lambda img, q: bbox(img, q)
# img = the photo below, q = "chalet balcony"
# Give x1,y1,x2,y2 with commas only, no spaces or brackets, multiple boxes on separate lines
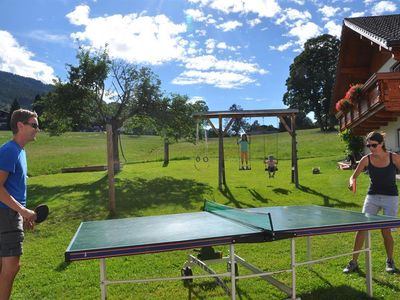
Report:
336,72,400,136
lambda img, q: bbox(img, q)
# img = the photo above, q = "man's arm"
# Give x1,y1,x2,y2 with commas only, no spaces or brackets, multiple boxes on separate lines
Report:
0,170,35,221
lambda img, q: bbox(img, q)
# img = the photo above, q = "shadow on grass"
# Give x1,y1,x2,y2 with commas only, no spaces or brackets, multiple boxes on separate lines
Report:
298,184,360,208
272,188,291,195
248,188,270,204
186,280,252,300
220,184,257,208
29,175,213,219
299,284,378,300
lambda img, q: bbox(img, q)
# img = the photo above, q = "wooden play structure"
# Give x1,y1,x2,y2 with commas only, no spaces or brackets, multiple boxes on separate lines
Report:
193,109,299,189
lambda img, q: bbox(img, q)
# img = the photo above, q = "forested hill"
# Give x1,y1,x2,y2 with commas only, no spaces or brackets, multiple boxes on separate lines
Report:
0,71,53,110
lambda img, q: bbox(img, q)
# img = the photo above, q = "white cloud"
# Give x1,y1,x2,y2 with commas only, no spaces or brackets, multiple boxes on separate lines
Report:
196,0,281,18
189,95,206,104
324,21,342,38
183,55,266,74
216,42,236,51
173,55,267,88
289,0,305,4
67,5,188,65
0,30,55,84
172,70,255,88
196,29,207,36
318,5,340,19
288,21,321,47
349,12,365,17
216,20,243,31
371,1,397,15
269,41,293,51
205,38,216,53
184,9,207,22
66,5,90,25
276,8,311,25
364,0,375,4
247,18,261,27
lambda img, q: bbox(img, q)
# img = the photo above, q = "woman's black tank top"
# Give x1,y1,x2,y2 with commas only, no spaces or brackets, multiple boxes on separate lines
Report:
367,152,398,196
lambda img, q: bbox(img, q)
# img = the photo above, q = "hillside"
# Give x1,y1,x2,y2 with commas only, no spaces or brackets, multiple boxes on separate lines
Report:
0,70,53,109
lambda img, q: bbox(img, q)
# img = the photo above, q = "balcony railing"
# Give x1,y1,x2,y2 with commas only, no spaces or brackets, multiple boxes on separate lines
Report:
336,72,400,134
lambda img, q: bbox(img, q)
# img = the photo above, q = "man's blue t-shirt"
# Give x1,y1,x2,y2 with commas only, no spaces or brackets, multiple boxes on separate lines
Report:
0,140,27,208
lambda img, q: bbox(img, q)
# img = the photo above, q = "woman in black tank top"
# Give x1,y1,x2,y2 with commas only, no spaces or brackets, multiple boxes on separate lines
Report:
343,131,400,274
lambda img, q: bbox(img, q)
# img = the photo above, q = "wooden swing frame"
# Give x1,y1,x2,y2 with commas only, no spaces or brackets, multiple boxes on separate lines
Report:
193,109,299,189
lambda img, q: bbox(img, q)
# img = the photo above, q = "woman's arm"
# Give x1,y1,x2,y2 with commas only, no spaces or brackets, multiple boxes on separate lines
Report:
392,152,400,170
349,155,368,189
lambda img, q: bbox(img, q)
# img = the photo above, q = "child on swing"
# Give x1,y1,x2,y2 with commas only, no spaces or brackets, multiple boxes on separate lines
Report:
237,133,250,170
265,155,278,178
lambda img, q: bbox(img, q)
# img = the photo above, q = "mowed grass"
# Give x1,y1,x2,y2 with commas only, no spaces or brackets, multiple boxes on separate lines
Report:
2,128,400,299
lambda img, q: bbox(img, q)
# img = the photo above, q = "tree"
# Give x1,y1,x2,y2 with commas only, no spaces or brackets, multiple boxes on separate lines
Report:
283,34,340,131
226,104,250,136
154,94,208,165
7,98,20,129
40,47,162,169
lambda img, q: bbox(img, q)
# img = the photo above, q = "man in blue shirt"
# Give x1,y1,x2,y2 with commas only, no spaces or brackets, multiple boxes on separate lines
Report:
0,109,39,300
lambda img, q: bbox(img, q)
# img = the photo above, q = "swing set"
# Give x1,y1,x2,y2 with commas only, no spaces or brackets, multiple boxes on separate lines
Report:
193,109,299,189
194,122,209,171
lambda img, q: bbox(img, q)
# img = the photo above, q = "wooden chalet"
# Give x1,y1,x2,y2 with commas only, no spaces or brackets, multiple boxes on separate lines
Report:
332,14,400,150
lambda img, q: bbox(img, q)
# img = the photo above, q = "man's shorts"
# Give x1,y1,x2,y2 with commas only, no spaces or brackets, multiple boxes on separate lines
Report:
0,208,24,257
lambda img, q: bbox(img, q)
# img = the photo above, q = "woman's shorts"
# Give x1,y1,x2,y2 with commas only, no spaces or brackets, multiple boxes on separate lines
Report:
0,208,24,257
363,194,398,231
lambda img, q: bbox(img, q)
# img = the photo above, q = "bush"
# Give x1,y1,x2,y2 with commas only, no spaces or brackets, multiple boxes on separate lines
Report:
339,129,364,165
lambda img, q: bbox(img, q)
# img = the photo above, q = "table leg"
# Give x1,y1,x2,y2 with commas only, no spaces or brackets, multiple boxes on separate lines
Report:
230,244,236,300
100,258,107,300
291,238,296,300
365,230,373,297
307,236,312,269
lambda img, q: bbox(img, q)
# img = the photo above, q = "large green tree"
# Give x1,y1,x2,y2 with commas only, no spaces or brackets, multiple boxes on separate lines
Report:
40,48,162,168
226,104,250,136
156,94,208,164
283,34,340,131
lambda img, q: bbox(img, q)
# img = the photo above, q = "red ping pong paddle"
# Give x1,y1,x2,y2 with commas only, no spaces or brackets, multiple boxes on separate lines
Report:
35,204,49,223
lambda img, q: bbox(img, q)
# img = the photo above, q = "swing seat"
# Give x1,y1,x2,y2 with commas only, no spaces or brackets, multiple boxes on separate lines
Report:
265,166,277,172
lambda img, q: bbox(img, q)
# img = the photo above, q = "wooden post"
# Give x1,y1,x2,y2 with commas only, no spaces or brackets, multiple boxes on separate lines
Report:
218,116,225,188
106,124,116,213
291,115,299,188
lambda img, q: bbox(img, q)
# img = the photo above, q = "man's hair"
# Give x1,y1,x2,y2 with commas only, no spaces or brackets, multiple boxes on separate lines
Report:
10,109,38,134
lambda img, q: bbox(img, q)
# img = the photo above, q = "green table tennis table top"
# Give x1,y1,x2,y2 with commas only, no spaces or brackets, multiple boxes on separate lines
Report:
65,204,400,262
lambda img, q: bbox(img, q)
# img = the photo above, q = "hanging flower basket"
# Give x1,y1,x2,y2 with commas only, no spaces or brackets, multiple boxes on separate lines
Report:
335,83,363,113
336,98,353,112
345,84,363,102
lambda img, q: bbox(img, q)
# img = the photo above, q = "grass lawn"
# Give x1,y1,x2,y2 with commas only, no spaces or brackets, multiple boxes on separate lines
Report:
3,128,400,299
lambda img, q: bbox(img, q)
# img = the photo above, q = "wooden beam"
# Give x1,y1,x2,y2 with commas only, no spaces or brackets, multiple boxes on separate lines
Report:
223,118,235,135
206,119,218,136
278,116,292,136
340,67,369,75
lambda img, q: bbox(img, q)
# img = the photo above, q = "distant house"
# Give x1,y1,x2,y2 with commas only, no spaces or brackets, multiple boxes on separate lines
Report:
0,110,9,130
332,14,400,151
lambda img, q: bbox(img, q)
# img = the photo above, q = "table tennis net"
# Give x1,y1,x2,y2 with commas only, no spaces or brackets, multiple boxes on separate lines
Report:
204,200,273,232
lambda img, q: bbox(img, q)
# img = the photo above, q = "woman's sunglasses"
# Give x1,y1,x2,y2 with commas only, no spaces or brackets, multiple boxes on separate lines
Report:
366,143,379,148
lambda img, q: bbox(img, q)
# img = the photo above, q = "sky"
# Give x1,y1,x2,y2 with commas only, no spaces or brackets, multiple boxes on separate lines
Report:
0,0,399,120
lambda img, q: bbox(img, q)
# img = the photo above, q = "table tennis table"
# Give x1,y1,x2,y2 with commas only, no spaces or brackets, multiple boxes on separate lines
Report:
65,200,400,299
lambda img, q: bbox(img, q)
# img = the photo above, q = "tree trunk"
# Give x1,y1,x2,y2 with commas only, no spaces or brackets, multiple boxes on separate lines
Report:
111,122,121,172
163,141,169,166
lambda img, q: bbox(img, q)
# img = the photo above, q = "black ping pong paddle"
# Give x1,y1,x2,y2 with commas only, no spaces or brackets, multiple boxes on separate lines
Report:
34,204,49,224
